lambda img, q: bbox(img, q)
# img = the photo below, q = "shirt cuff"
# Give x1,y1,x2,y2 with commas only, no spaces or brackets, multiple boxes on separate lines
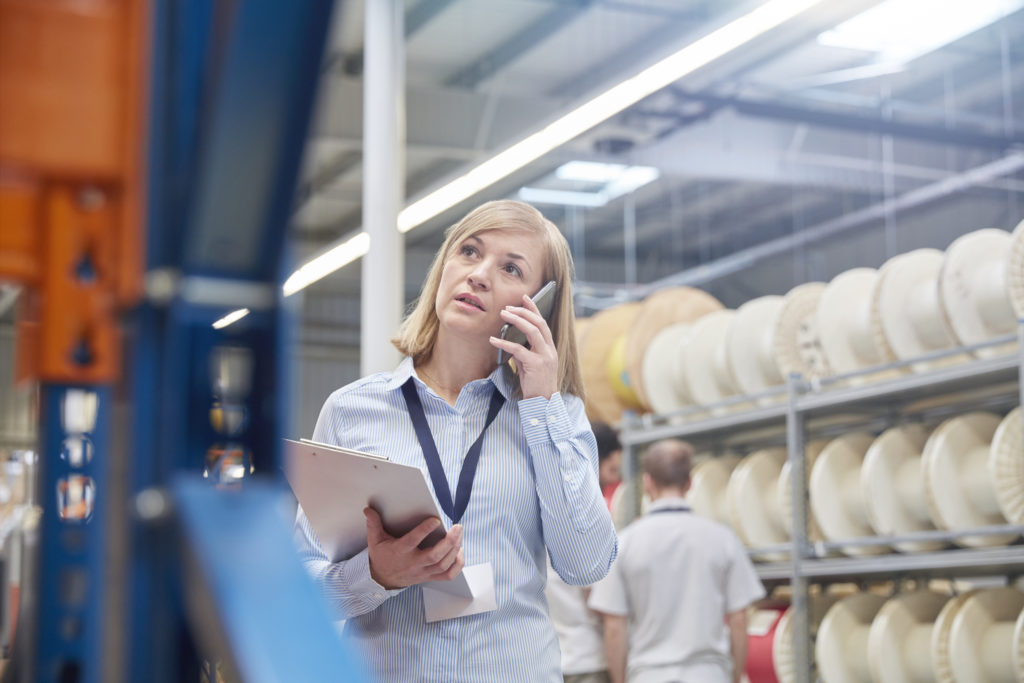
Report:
519,392,571,443
343,548,405,608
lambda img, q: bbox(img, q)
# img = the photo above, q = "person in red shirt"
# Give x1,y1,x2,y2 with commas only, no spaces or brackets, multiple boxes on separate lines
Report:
593,423,622,511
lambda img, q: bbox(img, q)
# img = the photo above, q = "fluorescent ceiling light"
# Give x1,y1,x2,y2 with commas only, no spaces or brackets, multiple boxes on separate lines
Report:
518,188,609,207
520,162,660,207
212,308,250,329
397,0,825,233
286,0,825,288
818,0,1024,64
556,161,629,183
282,231,370,296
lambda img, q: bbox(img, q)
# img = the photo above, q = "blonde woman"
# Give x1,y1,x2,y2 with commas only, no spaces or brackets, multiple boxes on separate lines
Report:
295,200,618,682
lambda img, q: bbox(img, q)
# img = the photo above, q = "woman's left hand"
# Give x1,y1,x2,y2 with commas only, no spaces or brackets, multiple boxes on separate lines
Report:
490,293,558,400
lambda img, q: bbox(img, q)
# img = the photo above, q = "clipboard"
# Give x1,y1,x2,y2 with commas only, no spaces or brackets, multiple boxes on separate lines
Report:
283,438,497,619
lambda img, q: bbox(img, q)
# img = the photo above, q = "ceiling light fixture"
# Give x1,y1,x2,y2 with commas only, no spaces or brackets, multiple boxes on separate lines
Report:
818,0,1024,64
397,0,825,233
519,161,660,207
212,308,250,329
282,231,371,297
282,0,827,296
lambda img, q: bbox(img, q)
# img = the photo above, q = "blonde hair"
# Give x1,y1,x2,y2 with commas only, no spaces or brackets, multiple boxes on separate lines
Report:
392,200,585,399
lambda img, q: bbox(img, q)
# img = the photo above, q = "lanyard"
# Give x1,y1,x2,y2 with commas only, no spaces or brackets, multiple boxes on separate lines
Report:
650,506,691,514
401,378,505,524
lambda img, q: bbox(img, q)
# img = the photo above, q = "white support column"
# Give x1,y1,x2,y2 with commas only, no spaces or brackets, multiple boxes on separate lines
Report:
361,0,405,375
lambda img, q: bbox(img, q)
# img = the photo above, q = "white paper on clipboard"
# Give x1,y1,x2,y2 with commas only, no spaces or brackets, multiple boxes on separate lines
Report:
283,438,497,621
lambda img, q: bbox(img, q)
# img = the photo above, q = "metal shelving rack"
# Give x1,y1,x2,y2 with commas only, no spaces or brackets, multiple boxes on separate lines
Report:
618,324,1024,683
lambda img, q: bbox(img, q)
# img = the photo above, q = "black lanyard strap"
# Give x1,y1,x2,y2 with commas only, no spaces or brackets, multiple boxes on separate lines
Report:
401,378,505,524
650,506,691,514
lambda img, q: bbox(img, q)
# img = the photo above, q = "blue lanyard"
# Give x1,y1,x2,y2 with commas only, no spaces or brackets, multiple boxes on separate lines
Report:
650,506,691,514
401,378,505,524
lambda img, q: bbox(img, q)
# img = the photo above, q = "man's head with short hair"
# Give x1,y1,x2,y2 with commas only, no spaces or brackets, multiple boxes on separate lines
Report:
592,422,622,490
642,439,694,498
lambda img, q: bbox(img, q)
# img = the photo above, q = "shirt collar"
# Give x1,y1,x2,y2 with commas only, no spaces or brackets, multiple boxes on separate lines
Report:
648,496,691,513
384,356,516,402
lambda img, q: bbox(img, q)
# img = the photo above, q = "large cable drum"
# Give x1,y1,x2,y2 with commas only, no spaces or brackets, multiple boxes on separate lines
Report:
816,593,887,683
773,282,832,381
1009,218,1024,318
624,287,723,412
817,268,902,384
579,302,642,424
860,423,943,552
726,296,785,402
641,321,697,415
683,310,743,412
922,412,1018,547
809,433,889,556
866,589,950,683
777,440,829,545
688,454,741,528
939,228,1017,358
990,407,1024,525
872,248,968,371
945,587,1024,683
726,448,788,560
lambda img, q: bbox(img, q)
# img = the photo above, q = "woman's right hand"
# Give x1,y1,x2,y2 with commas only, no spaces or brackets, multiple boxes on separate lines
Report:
364,507,465,589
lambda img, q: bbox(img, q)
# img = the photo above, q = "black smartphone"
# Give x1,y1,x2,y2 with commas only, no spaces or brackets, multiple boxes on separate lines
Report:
497,280,558,365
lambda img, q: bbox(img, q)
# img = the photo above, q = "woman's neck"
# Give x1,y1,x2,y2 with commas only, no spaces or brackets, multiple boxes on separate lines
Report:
417,332,498,405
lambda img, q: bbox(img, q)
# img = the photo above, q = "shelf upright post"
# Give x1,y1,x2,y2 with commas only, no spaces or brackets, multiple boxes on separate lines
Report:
785,371,812,683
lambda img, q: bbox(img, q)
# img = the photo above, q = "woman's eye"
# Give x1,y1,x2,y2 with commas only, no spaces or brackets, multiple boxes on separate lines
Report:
460,245,477,257
503,263,522,277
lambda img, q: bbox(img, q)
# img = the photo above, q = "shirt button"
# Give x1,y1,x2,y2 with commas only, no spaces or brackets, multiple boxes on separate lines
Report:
374,592,384,599
563,475,571,482
530,418,540,426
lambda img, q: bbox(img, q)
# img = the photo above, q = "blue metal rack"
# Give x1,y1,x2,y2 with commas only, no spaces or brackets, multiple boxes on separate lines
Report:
21,1,369,681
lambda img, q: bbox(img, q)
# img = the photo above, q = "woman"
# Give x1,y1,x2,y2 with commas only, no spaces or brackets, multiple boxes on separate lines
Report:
294,200,618,682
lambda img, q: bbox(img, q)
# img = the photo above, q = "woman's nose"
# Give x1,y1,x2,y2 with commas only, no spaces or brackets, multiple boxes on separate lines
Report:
467,263,492,289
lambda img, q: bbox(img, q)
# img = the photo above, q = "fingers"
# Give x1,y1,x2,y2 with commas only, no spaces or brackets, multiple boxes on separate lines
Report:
400,516,445,550
498,306,550,350
364,507,389,545
423,533,462,575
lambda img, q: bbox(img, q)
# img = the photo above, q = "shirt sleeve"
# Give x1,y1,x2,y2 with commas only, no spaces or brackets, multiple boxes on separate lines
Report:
519,392,618,586
586,546,629,617
724,532,766,613
291,392,406,618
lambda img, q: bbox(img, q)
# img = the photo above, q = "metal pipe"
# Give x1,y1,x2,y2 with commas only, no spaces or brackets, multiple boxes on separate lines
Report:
361,0,405,375
578,152,1024,301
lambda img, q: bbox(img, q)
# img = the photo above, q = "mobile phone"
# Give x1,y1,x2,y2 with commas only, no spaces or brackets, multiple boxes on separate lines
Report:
497,280,558,365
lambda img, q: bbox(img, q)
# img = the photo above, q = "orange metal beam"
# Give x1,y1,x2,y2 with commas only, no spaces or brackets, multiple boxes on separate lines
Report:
0,0,148,383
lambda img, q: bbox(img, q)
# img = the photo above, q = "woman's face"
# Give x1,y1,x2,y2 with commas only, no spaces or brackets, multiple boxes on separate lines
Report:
435,228,547,344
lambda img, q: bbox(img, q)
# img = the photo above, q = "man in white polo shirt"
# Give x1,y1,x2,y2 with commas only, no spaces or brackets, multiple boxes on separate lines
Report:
588,439,764,683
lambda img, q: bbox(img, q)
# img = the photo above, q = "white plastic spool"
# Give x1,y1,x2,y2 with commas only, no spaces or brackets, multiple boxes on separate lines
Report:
948,587,1024,683
861,424,943,552
873,249,968,372
1008,218,1024,318
816,593,887,683
931,590,978,683
866,589,950,683
688,455,741,528
773,592,843,683
773,282,832,381
777,440,829,544
990,407,1024,525
682,310,742,411
1014,607,1024,683
810,433,889,556
726,296,785,402
817,268,902,384
922,412,1018,548
939,228,1017,358
641,321,696,415
726,448,788,560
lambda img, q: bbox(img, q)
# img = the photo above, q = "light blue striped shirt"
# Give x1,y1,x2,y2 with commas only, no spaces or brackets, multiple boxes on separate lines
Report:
294,357,618,682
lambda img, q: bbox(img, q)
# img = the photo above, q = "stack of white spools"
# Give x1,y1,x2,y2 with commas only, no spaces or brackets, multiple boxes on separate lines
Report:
678,407,1024,556
813,586,1024,683
577,220,1024,420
